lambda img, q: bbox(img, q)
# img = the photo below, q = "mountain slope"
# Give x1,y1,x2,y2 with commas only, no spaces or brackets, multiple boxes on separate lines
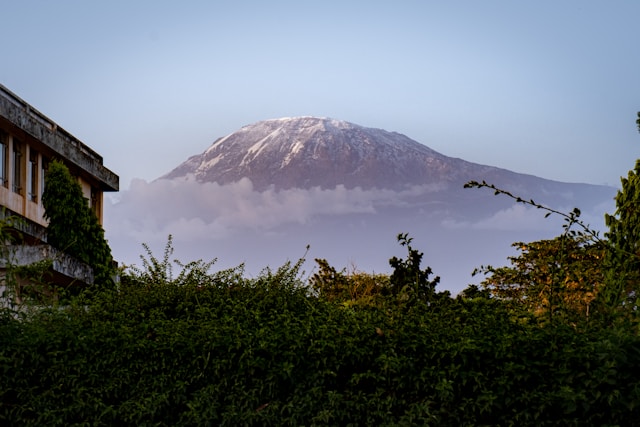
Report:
163,116,526,191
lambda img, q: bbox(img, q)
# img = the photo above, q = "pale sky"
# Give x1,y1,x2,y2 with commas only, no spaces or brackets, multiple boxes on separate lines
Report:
2,1,639,190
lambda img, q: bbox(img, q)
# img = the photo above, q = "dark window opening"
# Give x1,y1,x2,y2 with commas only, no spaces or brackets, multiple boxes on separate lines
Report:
40,156,49,202
12,140,22,194
28,149,38,202
90,186,99,216
0,132,7,188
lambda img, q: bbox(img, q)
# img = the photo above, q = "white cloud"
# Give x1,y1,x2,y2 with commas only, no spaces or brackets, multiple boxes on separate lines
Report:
102,177,615,291
105,176,445,246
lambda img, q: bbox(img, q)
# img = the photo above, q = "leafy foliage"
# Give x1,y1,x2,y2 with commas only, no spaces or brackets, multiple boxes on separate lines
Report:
467,111,640,323
474,235,605,323
389,233,443,301
603,159,640,313
41,160,115,287
310,258,390,305
1,243,638,425
311,233,444,306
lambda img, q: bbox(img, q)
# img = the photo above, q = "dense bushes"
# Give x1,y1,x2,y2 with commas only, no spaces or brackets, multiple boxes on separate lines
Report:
1,246,639,425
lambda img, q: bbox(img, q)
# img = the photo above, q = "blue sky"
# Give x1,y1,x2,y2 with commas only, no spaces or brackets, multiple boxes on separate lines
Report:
2,1,639,190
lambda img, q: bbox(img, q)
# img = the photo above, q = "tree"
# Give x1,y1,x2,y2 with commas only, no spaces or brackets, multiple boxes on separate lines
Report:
388,233,441,300
598,113,640,315
41,160,114,288
464,180,608,322
475,235,605,322
309,258,390,304
602,159,640,312
310,258,350,302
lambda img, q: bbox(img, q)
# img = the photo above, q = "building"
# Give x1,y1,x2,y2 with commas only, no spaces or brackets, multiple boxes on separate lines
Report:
0,84,118,300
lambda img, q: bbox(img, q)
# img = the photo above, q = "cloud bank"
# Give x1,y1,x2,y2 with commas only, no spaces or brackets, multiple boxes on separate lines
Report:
106,176,613,246
105,176,445,244
103,176,615,293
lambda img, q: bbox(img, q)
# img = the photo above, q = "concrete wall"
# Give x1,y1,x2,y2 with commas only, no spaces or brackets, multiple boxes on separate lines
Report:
0,244,95,285
0,85,118,192
0,85,118,227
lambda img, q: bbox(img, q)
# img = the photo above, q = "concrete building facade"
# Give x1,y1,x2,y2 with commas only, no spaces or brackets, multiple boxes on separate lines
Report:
0,84,118,295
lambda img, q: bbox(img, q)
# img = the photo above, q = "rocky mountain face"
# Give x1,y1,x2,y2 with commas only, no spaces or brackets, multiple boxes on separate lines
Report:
163,117,517,191
162,116,613,208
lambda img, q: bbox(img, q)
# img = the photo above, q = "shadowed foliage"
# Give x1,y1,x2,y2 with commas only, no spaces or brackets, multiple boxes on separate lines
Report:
41,160,115,288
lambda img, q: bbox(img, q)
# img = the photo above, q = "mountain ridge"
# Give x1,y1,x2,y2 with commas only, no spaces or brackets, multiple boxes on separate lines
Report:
162,116,565,192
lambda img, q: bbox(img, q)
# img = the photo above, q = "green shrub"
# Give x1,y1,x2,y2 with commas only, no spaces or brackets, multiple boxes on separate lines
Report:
1,254,638,425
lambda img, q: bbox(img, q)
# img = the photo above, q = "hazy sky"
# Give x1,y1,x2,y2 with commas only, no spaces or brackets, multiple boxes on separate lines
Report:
2,1,639,190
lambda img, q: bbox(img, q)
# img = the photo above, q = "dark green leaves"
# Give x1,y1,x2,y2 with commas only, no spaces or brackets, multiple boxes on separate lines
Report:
41,160,114,288
2,267,638,426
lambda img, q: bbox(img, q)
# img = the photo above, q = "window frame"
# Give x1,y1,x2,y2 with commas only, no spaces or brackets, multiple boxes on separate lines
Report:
0,131,7,188
27,148,38,202
12,138,22,195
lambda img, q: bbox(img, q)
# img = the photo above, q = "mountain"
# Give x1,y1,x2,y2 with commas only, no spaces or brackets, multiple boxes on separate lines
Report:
162,116,613,212
108,117,617,294
163,117,519,191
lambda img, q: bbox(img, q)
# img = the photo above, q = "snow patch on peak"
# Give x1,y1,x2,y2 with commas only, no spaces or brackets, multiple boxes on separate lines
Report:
269,116,330,123
205,135,230,154
272,116,318,122
281,139,306,167
241,129,282,166
198,153,225,172
261,116,350,131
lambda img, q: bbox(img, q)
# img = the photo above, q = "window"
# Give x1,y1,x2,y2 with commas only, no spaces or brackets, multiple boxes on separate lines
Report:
90,186,100,216
28,149,38,202
12,139,22,194
0,131,6,187
40,156,49,202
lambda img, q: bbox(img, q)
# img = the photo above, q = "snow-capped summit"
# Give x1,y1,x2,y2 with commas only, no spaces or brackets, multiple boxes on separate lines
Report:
162,116,509,190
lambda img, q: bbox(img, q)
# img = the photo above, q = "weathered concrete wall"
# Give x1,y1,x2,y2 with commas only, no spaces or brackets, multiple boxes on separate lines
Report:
0,244,94,286
0,84,118,192
0,207,48,242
